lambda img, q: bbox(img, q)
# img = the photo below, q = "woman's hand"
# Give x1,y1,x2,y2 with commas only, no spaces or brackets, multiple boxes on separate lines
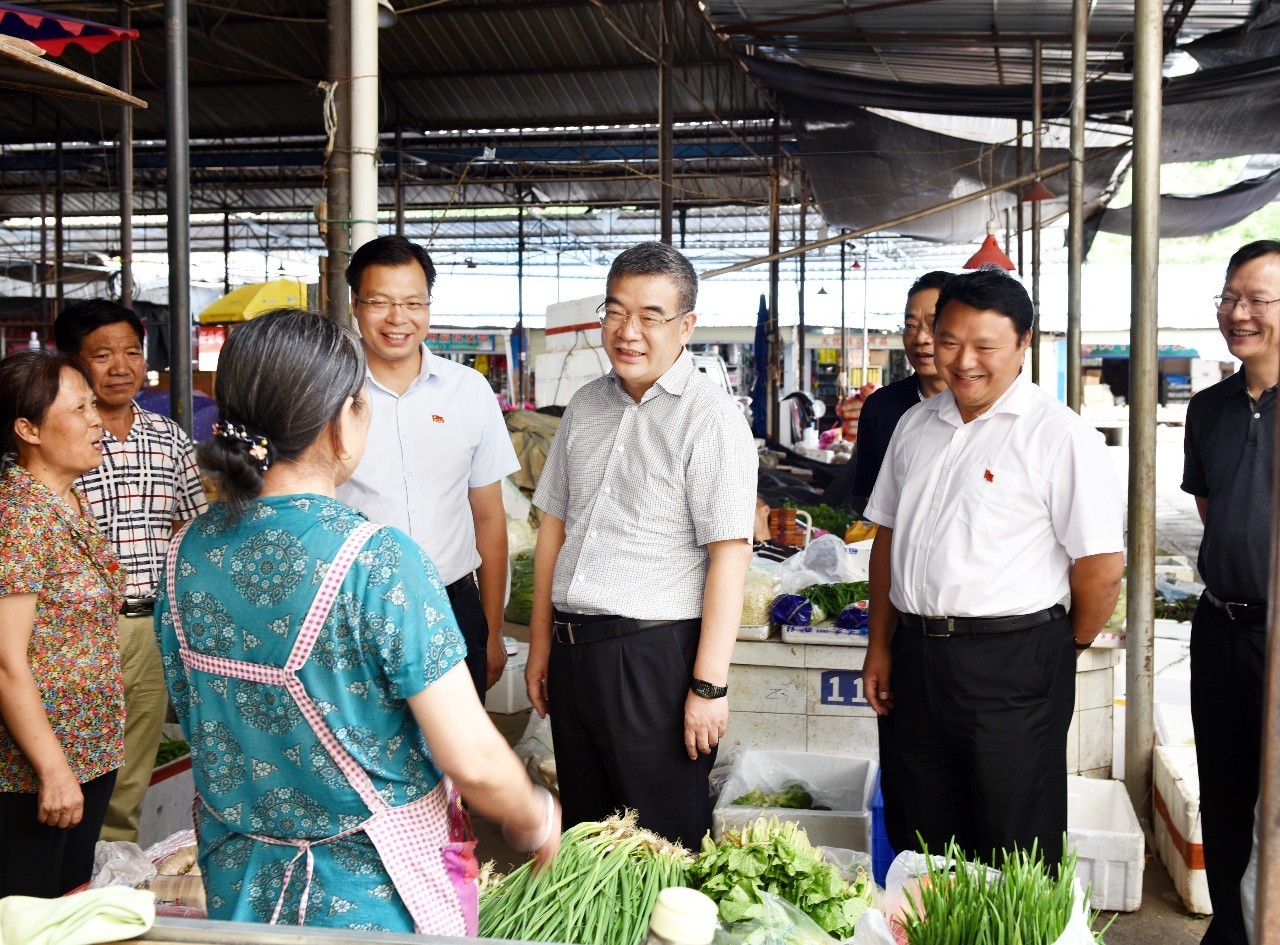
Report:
37,764,84,828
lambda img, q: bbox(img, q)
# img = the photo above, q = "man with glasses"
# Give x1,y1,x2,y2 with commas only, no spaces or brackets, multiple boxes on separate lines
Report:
337,235,519,703
526,242,757,848
1182,239,1280,945
848,271,952,516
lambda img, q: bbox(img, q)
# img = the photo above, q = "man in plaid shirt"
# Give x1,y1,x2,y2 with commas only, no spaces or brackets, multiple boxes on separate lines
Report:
55,300,207,843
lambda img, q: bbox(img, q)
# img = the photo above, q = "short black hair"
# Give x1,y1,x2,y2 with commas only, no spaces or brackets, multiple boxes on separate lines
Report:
607,242,699,315
346,236,437,295
907,270,953,300
934,269,1034,337
54,298,145,354
1225,240,1280,280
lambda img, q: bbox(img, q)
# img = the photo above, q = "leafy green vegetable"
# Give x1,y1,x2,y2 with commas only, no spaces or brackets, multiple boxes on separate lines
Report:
479,812,691,945
504,551,535,625
689,816,873,941
1154,593,1199,622
154,738,189,767
793,504,854,538
731,784,829,810
799,582,870,618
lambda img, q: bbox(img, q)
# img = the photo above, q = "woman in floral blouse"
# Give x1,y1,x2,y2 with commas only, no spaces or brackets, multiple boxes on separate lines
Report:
0,350,125,898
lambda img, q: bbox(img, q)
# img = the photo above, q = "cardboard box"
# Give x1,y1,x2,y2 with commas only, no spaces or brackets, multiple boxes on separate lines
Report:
1067,776,1145,912
1154,745,1211,914
488,641,532,714
713,749,875,853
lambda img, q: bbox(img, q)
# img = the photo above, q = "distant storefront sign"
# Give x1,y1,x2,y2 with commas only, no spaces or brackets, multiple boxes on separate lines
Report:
427,332,497,353
1081,343,1201,359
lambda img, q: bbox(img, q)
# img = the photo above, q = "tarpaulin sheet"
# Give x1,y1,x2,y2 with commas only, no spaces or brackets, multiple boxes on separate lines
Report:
1093,164,1280,239
0,2,137,56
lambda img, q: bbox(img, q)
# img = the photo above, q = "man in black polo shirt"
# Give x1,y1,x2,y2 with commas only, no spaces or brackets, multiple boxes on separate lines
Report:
849,271,952,513
1181,239,1280,945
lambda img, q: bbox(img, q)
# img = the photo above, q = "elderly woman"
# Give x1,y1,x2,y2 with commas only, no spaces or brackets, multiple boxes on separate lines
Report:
0,350,125,898
157,309,559,935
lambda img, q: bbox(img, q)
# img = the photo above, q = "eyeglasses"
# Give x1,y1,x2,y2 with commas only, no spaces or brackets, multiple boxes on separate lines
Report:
1214,295,1280,317
901,319,931,337
355,296,431,315
595,303,686,333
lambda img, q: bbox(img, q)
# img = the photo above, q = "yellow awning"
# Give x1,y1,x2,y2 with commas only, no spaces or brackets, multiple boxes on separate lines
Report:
198,280,307,324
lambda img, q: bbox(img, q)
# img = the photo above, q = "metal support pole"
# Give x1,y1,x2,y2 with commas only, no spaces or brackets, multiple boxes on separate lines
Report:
1016,120,1025,275
118,0,134,307
324,0,351,324
1030,39,1043,385
1067,0,1087,413
395,123,406,236
517,205,526,406
798,189,807,393
839,238,847,395
1258,347,1280,943
54,125,64,319
861,250,870,380
768,118,782,443
658,0,674,244
1125,0,1161,830
165,0,192,436
222,213,231,296
349,0,379,252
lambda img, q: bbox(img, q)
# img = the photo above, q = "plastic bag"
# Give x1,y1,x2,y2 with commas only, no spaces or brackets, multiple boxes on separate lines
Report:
742,564,781,626
713,890,840,945
90,840,157,889
779,535,862,595
513,710,558,796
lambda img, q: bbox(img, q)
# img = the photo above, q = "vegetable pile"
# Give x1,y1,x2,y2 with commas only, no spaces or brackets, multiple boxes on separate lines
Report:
731,784,829,811
154,738,190,767
899,840,1098,945
689,816,873,941
793,504,854,540
505,551,535,625
798,582,869,618
478,813,691,945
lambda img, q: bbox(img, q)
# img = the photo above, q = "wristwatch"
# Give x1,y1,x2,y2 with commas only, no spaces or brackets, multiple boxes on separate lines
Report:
690,678,728,699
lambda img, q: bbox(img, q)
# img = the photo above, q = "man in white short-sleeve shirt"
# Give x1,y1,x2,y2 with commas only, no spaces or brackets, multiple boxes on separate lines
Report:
337,235,520,702
862,268,1124,866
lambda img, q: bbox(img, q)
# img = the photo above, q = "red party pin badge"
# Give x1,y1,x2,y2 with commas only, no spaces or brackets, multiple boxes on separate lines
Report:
983,469,994,483
432,414,445,424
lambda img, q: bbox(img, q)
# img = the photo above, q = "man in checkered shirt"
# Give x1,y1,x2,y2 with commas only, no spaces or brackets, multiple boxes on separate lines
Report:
55,300,207,843
527,243,758,848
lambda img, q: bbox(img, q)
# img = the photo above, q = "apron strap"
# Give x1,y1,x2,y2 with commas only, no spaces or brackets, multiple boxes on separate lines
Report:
165,519,197,654
285,522,380,671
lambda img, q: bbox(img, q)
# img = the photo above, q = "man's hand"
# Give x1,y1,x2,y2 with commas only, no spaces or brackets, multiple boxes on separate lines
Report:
525,644,550,718
485,631,508,690
38,765,84,828
862,642,893,716
684,691,728,760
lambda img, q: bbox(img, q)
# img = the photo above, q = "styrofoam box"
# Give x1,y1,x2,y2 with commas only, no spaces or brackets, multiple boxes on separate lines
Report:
488,641,532,714
713,749,875,853
545,294,605,351
1154,745,1212,914
1066,776,1144,912
780,623,869,647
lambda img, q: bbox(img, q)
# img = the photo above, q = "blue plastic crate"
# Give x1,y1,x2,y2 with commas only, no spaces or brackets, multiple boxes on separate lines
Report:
870,769,896,887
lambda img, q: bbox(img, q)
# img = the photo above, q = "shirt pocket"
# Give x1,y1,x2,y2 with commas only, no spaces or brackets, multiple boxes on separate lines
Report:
954,463,1031,532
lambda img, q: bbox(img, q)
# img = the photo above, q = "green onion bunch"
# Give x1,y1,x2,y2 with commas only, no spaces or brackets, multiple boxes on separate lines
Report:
900,840,1090,945
478,812,692,945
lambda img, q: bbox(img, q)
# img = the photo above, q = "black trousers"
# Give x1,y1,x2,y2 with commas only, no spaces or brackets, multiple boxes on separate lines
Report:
0,768,117,898
547,616,714,850
1190,597,1266,945
889,614,1076,867
446,573,489,705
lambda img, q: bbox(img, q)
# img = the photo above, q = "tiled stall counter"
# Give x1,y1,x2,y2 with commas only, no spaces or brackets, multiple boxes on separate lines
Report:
724,638,1121,777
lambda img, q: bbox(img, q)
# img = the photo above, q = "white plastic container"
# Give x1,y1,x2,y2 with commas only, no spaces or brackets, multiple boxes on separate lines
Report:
644,887,718,945
1154,745,1211,914
487,641,532,714
713,749,875,853
1066,775,1145,912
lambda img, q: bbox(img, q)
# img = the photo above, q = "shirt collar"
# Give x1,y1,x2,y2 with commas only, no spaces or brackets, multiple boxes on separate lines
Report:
933,369,1032,426
607,348,695,402
102,401,144,445
365,343,434,395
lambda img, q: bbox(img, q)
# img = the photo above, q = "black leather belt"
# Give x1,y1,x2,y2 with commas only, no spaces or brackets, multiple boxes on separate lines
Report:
551,613,698,645
1204,589,1267,623
120,597,155,618
900,604,1067,638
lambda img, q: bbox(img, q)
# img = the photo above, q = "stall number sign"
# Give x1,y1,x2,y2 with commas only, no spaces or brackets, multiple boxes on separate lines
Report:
820,670,869,707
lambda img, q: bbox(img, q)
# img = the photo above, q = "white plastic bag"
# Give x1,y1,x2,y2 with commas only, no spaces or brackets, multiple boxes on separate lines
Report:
779,535,862,596
89,840,156,889
513,710,558,796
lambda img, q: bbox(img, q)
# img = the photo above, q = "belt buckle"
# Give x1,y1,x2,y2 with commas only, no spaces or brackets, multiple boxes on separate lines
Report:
553,620,576,644
923,615,955,638
1226,601,1248,621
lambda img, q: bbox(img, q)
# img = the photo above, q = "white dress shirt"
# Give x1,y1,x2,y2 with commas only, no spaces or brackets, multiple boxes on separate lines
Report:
533,351,758,619
865,372,1124,618
338,346,520,585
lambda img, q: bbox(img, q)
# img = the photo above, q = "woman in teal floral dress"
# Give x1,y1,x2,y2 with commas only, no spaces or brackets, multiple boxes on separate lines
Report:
0,351,125,898
157,310,558,935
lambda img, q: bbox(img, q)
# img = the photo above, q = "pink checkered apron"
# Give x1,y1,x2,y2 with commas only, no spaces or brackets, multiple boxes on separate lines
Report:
166,520,479,935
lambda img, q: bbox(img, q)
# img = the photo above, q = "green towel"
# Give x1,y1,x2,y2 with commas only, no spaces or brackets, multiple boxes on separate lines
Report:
0,887,154,945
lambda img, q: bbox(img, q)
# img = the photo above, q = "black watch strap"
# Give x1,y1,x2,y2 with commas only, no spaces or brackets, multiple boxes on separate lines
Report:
690,677,728,699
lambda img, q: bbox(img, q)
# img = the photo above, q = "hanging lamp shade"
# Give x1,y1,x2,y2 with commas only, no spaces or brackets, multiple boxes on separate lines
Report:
1021,177,1056,202
963,224,1016,271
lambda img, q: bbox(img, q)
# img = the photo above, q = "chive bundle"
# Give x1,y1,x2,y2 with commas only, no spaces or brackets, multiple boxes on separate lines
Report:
478,812,692,945
900,840,1098,945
